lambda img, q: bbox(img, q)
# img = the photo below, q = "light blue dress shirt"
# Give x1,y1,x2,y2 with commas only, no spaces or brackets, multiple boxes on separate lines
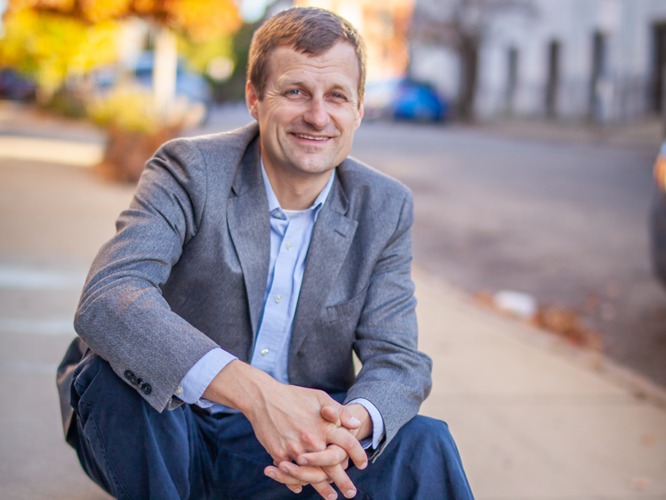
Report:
176,162,385,450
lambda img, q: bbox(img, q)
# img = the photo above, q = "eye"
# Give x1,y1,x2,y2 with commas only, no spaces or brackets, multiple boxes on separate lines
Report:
286,89,301,96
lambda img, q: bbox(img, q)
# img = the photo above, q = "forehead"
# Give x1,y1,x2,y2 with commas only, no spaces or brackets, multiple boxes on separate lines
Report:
267,42,360,91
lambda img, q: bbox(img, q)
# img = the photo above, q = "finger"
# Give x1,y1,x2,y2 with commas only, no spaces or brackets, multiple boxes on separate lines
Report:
277,461,330,484
265,466,308,486
339,406,361,430
311,479,338,500
322,463,357,499
321,405,342,426
298,444,347,467
327,427,368,470
286,484,303,494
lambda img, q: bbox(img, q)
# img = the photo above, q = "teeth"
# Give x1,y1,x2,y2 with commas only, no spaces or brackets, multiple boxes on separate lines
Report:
295,134,328,141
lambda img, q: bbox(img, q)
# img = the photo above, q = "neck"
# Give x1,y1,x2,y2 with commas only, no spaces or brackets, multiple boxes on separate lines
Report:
262,159,333,211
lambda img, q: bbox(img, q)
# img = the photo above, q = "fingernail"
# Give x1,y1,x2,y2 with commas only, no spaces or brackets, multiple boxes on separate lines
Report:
327,494,337,500
345,490,356,498
297,456,308,465
266,471,275,479
280,466,290,474
360,461,367,470
350,417,361,426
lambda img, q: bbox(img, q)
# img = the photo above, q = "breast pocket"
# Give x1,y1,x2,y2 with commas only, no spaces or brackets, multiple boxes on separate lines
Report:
325,287,369,324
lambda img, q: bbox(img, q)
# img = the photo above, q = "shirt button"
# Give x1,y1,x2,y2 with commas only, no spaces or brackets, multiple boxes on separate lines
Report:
261,348,269,356
275,295,282,303
286,242,293,249
175,386,183,395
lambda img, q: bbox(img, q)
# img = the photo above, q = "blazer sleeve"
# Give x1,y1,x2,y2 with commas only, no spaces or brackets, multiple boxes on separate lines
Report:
74,138,220,412
343,190,433,459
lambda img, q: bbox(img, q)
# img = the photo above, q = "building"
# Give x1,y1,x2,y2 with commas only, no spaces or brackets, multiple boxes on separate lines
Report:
294,0,414,82
410,0,666,123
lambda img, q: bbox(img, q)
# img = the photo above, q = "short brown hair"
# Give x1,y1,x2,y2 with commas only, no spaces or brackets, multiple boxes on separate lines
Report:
247,7,367,104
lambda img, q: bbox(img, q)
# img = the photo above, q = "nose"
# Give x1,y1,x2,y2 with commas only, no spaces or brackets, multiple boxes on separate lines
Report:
303,96,330,130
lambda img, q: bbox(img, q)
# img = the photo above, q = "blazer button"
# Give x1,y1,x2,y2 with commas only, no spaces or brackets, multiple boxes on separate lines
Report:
141,383,152,395
124,370,137,384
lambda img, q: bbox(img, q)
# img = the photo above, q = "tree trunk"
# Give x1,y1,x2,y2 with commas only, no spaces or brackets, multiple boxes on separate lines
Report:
153,24,177,118
457,35,479,122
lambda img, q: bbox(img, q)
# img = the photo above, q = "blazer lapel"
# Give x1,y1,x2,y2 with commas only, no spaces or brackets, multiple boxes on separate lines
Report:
289,175,358,360
227,137,270,343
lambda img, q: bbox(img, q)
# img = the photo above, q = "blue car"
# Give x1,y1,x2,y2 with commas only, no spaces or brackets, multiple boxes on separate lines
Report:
364,79,448,122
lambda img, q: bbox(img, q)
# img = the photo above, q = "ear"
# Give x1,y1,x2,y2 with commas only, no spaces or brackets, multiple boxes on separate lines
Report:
246,81,260,121
355,98,364,130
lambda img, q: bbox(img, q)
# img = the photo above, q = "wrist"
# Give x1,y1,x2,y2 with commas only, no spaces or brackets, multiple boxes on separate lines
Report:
202,360,276,416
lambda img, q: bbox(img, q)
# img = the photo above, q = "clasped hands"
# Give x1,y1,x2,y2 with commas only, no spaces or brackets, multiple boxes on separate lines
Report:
263,400,370,499
203,361,370,500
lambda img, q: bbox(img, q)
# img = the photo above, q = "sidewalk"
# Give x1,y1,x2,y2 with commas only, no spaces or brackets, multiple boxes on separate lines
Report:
415,272,666,499
0,110,665,499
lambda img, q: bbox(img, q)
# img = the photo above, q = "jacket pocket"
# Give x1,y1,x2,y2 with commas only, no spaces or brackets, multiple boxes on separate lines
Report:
325,287,369,323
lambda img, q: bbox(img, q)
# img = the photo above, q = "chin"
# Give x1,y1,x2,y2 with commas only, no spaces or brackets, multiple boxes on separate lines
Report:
290,156,339,175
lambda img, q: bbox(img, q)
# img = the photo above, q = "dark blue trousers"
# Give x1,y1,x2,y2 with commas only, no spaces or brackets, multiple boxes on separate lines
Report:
67,353,474,500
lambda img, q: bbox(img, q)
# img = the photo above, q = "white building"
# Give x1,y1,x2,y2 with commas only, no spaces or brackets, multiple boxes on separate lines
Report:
410,0,666,122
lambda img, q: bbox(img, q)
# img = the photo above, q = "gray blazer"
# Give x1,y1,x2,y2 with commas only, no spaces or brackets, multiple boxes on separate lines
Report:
57,122,432,456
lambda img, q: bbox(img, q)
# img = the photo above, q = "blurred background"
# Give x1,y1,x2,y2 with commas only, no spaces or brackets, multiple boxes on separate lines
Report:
0,0,665,499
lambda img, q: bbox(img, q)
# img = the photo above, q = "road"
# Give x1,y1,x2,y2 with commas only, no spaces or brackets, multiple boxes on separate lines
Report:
349,120,665,388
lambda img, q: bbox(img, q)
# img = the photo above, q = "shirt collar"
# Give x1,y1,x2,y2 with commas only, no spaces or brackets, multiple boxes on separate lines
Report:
260,158,335,220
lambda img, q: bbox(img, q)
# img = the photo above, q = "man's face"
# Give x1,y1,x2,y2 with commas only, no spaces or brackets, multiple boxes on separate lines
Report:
246,42,364,179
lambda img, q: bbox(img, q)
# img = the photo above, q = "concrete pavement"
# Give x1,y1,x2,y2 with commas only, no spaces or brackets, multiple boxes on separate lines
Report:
0,109,665,499
415,273,666,499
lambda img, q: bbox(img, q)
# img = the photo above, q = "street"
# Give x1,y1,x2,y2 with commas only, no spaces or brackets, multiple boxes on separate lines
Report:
348,120,665,387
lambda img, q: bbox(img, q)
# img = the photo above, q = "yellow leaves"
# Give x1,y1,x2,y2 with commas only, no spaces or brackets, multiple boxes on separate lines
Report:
6,0,242,41
87,85,205,134
132,0,160,15
78,0,133,23
0,7,120,95
164,0,242,42
88,87,159,134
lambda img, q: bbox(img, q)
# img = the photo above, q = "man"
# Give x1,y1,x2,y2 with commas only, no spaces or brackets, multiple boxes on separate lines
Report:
57,7,474,500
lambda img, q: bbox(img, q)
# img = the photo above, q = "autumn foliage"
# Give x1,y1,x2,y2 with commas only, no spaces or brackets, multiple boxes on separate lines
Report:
6,0,242,41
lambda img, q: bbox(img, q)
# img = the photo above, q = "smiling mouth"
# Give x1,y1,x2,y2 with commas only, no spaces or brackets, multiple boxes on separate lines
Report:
292,133,331,142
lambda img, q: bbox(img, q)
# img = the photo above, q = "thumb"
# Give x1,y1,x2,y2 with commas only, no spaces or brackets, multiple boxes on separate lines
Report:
339,405,361,430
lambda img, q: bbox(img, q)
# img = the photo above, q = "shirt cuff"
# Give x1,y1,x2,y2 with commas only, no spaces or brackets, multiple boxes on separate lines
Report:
347,398,385,450
176,347,237,408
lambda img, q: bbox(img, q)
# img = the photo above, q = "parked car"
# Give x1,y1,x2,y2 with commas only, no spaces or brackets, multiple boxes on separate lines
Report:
364,78,449,122
0,69,37,101
650,139,666,286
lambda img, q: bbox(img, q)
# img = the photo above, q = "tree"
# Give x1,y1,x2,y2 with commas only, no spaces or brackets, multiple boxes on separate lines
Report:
3,0,242,114
411,0,536,122
0,8,120,102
